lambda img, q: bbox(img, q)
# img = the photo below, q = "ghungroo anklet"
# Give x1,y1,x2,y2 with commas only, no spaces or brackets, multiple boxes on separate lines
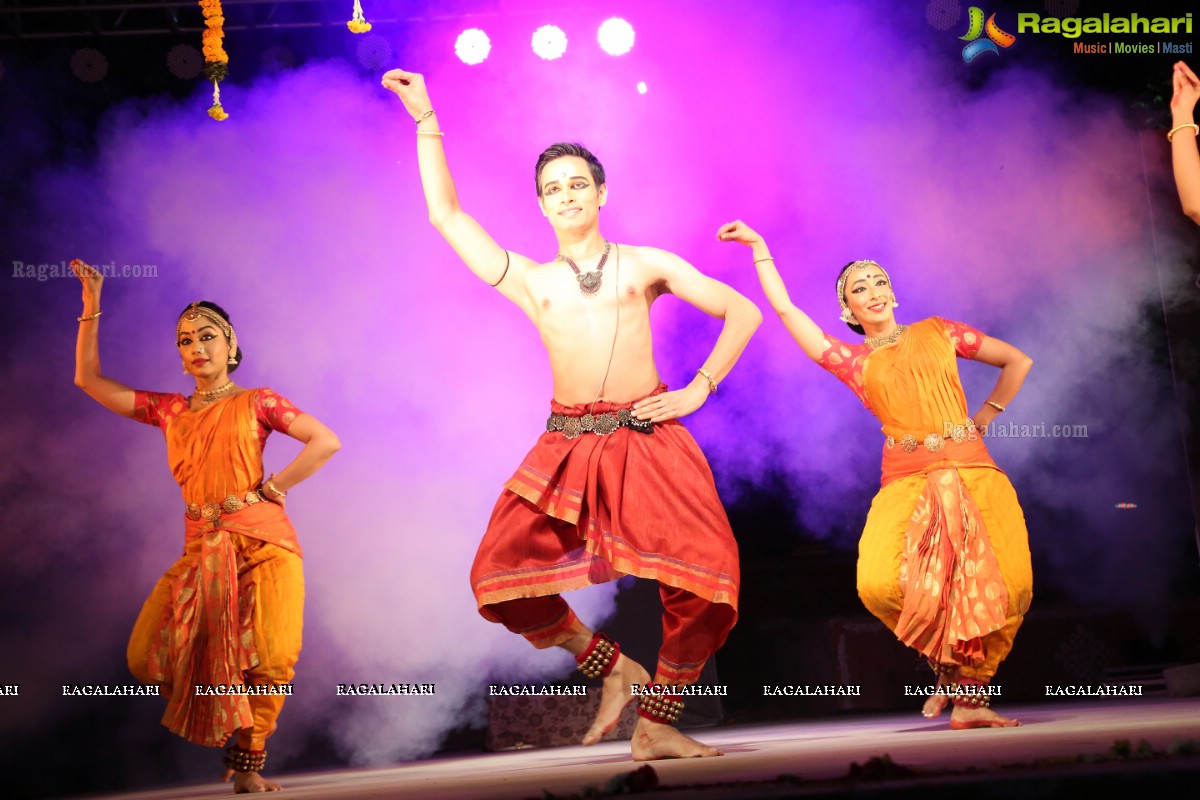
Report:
929,660,958,678
223,746,267,773
576,632,620,679
950,678,991,709
636,685,684,725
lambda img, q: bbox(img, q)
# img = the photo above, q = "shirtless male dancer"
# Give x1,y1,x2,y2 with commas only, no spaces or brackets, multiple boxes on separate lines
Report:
383,69,761,760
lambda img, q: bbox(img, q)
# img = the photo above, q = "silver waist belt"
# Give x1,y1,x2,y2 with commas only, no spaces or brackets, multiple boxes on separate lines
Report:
546,408,654,439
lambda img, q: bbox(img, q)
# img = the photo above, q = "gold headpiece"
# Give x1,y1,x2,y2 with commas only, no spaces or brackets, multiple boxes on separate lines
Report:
836,260,895,324
176,302,238,365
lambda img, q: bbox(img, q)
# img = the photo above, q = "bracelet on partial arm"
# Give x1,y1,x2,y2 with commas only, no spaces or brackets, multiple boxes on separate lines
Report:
1167,122,1199,142
263,476,288,500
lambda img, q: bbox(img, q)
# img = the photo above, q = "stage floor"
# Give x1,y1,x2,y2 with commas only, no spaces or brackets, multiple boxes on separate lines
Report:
83,698,1200,799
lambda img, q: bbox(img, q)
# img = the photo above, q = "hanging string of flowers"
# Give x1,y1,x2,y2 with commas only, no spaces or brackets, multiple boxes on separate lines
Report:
199,0,230,120
347,1,372,34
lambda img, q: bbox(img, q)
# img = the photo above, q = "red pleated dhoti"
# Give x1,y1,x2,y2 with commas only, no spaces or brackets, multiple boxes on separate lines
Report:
470,388,739,684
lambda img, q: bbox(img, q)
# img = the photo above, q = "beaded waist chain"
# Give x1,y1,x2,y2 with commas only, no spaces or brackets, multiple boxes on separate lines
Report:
186,490,268,521
546,408,654,440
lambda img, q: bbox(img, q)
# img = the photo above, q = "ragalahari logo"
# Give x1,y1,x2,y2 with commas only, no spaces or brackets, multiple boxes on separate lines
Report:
960,7,1016,63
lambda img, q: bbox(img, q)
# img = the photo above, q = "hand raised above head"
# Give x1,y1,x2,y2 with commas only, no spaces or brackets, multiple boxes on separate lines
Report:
716,220,765,248
382,69,435,121
71,258,103,299
1171,61,1200,116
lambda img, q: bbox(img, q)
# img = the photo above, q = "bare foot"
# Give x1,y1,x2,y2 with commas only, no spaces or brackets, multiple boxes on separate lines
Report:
631,717,722,761
222,768,282,792
922,667,958,719
581,654,651,745
949,705,1022,729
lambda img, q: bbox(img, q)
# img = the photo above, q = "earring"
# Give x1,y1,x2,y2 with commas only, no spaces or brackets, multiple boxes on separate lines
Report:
892,294,899,308
227,349,237,366
839,307,857,324
183,362,189,374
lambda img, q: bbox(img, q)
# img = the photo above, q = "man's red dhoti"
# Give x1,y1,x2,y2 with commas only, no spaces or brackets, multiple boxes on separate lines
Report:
470,388,739,684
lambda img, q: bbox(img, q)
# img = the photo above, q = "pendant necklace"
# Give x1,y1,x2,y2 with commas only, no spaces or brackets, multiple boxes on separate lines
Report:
194,381,236,404
557,241,611,296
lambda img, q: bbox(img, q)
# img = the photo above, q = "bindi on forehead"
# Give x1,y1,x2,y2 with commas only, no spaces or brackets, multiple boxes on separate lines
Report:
178,323,217,337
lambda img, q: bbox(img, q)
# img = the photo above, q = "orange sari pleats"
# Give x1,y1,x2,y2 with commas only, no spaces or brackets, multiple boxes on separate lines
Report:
151,525,256,746
893,468,1009,667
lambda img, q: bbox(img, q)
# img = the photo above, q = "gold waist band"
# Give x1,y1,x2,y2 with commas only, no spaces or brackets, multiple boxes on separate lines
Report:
885,419,977,454
185,490,267,521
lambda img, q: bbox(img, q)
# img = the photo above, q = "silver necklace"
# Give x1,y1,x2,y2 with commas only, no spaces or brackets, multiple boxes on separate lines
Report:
557,241,611,296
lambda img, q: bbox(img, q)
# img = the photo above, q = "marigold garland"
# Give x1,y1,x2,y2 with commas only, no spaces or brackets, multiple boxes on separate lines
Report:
348,0,372,33
199,0,230,120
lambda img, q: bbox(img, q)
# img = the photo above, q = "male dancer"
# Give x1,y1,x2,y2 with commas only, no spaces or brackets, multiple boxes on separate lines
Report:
383,69,760,760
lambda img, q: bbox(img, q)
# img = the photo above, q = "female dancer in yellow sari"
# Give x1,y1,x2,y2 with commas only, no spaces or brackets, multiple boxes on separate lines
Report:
72,260,340,791
717,223,1032,729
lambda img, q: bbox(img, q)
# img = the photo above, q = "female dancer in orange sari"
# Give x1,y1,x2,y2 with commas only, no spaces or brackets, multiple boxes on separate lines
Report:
72,261,340,791
718,223,1032,729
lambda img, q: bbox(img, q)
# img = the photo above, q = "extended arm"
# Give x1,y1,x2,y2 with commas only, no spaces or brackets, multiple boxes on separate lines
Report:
381,69,535,310
717,221,825,360
632,249,763,422
970,336,1033,432
72,260,136,418
1170,61,1200,225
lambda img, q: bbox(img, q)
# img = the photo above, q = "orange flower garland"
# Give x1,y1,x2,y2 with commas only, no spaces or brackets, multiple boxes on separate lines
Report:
199,0,230,120
347,1,372,33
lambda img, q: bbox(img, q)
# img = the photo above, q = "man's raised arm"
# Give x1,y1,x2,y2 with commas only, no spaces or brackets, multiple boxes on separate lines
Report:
382,69,531,298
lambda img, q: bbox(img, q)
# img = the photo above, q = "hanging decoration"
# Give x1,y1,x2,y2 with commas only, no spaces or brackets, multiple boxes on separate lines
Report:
348,1,372,33
199,0,230,120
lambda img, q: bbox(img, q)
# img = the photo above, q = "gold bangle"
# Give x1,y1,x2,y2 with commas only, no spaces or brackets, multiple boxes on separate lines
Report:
264,478,288,500
697,368,718,394
77,310,102,322
416,130,444,137
985,400,1005,413
1168,123,1199,142
414,109,436,124
753,257,775,264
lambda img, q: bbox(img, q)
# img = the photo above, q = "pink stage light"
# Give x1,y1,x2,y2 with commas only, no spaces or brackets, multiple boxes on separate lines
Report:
597,17,635,55
455,28,492,65
531,25,568,60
